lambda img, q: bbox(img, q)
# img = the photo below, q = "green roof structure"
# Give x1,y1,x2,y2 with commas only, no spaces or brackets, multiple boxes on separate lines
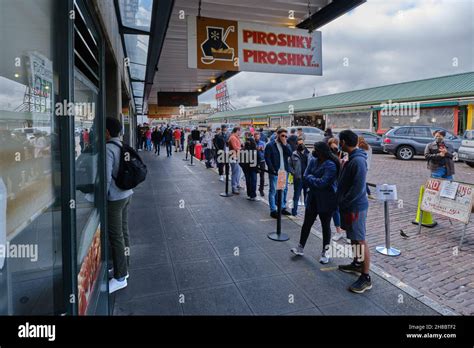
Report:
209,72,474,120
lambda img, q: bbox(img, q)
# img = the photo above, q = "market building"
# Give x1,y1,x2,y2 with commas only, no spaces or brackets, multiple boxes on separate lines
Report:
207,72,474,135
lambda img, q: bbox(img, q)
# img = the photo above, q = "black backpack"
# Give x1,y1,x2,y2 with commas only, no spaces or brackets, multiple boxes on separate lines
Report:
108,141,147,190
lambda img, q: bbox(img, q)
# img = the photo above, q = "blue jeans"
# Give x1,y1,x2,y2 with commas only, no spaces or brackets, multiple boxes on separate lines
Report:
166,141,173,156
292,179,307,215
431,166,453,180
269,173,288,212
230,162,241,192
333,207,341,227
244,168,258,198
146,139,151,151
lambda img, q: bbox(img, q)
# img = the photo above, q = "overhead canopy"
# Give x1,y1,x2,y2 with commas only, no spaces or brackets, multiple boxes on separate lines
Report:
146,0,366,108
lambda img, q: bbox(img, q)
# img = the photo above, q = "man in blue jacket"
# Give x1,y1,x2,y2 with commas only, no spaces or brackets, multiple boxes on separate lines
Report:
264,128,292,218
337,130,372,294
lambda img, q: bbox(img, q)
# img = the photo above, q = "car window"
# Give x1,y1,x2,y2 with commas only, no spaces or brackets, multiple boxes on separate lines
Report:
394,127,410,136
411,127,431,137
463,130,474,140
304,128,315,133
362,132,377,139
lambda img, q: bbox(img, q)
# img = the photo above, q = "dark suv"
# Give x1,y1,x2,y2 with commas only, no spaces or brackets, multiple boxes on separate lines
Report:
382,126,461,160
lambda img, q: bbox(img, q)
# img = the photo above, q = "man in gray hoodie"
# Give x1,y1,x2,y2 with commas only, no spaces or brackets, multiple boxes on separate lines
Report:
106,117,133,294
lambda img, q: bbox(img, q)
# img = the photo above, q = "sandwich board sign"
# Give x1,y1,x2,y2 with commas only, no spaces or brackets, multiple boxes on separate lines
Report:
421,178,473,224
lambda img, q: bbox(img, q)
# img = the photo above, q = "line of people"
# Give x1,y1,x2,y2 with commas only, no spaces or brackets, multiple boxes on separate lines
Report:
136,124,185,157
192,125,373,294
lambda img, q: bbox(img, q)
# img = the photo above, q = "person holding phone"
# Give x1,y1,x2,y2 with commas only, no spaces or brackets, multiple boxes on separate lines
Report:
425,130,455,180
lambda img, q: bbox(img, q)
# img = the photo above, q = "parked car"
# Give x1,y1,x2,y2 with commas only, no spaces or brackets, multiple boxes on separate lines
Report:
352,130,384,153
382,125,461,160
287,126,324,146
458,130,474,168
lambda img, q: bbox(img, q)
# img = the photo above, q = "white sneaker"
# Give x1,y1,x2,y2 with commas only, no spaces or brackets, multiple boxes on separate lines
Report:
109,278,127,294
319,250,330,264
219,175,224,182
332,232,344,241
290,245,304,256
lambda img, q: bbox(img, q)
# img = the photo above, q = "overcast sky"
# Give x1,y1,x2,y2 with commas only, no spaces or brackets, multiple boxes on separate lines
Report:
199,0,474,109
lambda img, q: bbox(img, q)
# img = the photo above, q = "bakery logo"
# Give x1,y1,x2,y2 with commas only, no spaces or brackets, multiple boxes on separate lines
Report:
200,25,235,64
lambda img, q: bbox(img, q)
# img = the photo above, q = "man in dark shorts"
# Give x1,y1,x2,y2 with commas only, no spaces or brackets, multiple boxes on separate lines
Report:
337,130,371,294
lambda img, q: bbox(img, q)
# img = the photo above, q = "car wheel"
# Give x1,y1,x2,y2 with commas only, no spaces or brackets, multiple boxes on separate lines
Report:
466,161,474,168
396,145,415,160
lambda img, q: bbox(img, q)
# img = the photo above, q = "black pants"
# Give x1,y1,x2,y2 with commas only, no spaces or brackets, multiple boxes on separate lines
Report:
153,141,160,155
299,206,333,250
257,161,265,192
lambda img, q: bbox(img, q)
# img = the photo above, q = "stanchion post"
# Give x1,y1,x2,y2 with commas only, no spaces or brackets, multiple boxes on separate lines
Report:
376,199,401,256
268,189,289,241
220,152,232,197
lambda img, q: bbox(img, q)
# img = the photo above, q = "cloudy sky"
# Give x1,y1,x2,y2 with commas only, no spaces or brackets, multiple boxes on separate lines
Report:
199,0,474,109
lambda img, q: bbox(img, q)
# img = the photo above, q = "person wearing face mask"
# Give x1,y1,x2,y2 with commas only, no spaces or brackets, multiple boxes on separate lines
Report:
424,130,455,180
290,141,340,264
288,137,310,216
328,137,347,242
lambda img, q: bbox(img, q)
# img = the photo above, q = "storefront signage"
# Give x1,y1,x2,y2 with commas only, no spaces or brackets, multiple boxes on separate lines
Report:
188,16,322,75
421,179,473,224
78,226,101,315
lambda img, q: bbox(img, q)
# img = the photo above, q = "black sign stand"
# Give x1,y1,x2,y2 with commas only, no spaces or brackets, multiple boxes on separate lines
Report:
220,159,232,197
268,189,289,241
182,143,189,161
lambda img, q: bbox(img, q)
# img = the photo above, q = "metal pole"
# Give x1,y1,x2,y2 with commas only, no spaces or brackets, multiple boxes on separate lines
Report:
376,200,400,256
418,210,423,234
220,153,232,197
268,189,289,241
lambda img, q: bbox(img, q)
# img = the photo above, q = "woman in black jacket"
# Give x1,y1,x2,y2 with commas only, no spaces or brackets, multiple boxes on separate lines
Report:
241,132,258,201
290,142,340,264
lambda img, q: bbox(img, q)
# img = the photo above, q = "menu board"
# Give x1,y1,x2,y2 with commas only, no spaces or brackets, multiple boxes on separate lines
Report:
421,179,473,224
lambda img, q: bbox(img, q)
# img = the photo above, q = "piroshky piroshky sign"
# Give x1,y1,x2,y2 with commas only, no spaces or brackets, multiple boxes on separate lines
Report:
188,16,322,75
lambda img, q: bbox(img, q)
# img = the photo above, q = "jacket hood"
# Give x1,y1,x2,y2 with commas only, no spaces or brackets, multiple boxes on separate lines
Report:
349,148,368,160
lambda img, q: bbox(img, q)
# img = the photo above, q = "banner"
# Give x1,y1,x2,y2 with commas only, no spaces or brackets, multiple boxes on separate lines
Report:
188,16,322,75
421,178,473,224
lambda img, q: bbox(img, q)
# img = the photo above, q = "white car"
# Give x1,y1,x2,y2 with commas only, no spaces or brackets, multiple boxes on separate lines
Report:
287,126,325,146
458,130,474,168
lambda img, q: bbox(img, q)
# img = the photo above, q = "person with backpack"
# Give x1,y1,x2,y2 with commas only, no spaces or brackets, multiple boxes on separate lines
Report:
105,117,134,294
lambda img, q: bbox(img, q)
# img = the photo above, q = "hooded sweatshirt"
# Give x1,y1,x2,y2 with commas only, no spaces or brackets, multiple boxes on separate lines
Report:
337,148,368,213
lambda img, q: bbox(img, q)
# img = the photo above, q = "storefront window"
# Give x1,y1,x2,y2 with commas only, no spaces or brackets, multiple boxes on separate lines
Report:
0,0,60,314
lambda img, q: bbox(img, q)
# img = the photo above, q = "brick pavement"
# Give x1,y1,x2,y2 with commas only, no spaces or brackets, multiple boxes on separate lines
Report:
202,151,474,315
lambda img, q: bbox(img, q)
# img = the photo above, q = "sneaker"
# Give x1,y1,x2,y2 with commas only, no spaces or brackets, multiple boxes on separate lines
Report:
332,232,344,241
270,211,278,219
109,278,128,294
349,275,372,294
232,191,239,195
219,175,225,182
338,262,362,275
108,269,129,280
249,197,259,201
368,194,376,200
281,209,291,216
319,250,330,264
290,244,304,256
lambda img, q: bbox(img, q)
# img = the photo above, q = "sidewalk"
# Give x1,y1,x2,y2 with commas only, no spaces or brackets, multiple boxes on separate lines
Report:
112,150,438,315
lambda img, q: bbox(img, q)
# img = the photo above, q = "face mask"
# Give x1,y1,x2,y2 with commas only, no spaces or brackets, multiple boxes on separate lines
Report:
312,150,318,158
435,137,443,143
297,144,304,152
331,147,338,154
